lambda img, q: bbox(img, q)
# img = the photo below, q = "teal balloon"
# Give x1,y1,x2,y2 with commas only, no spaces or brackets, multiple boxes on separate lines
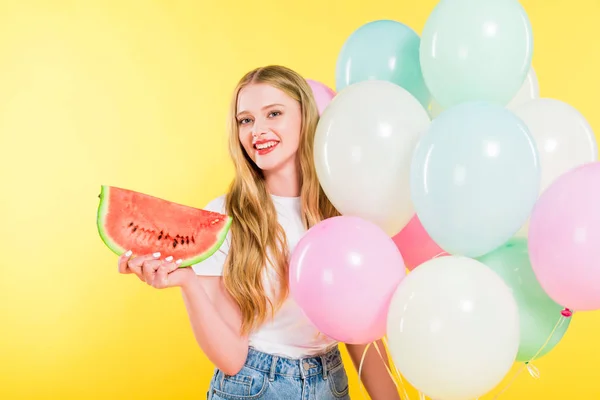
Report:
477,238,571,362
420,0,533,108
335,20,430,108
410,101,540,257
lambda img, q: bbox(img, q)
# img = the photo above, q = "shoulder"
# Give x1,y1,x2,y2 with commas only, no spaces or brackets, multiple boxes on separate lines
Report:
203,194,227,214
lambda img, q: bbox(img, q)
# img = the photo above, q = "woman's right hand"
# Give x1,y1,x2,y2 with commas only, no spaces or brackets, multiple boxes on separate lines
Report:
118,251,161,282
117,251,193,288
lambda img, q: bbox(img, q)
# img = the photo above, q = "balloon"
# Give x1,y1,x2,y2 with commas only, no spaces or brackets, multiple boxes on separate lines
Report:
315,80,430,236
306,79,336,115
427,98,444,120
387,256,519,400
420,0,533,108
289,215,406,344
429,67,539,119
410,101,540,257
335,19,430,108
477,238,571,362
528,162,600,311
512,98,597,237
507,67,540,110
391,214,447,270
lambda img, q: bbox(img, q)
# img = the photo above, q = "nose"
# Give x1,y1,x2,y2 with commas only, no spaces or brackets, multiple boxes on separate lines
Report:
251,119,268,138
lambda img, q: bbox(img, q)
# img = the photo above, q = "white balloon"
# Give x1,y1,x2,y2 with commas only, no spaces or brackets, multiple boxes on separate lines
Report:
314,80,430,236
512,98,597,237
387,256,520,400
507,67,539,109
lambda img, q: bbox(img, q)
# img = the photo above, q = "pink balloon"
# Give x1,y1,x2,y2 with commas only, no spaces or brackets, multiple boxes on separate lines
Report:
289,216,406,344
306,79,336,115
528,161,600,311
392,214,448,270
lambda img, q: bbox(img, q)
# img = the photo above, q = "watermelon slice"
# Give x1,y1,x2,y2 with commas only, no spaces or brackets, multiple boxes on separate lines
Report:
96,185,232,267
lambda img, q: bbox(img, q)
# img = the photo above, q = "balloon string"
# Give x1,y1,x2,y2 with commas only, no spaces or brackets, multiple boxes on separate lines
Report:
490,363,527,400
527,310,570,362
357,342,371,400
381,337,412,400
357,339,411,399
526,363,540,379
492,311,571,399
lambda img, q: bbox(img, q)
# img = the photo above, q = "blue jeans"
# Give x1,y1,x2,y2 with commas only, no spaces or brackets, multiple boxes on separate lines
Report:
207,345,351,400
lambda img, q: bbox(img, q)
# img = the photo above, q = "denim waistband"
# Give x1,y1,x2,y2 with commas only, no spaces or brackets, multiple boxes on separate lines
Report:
242,345,343,380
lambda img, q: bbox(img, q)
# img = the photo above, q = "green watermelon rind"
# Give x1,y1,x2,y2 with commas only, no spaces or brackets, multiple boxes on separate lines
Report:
179,214,232,267
97,185,126,256
185,213,232,267
96,185,232,268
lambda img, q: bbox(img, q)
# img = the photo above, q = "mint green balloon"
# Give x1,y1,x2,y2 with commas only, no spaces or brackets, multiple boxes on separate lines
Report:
335,20,430,109
420,0,533,108
477,238,570,362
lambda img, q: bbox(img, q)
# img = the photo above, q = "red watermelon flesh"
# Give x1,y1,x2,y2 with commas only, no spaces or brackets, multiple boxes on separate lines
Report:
97,185,232,267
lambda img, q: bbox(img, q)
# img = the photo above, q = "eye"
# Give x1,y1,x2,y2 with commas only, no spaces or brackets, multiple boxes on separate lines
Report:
238,117,252,125
268,111,281,118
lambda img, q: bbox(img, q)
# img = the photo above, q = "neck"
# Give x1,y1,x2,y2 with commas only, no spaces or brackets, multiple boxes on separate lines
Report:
263,159,300,198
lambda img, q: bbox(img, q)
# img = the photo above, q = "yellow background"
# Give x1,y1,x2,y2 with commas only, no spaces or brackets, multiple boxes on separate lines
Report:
1,0,598,398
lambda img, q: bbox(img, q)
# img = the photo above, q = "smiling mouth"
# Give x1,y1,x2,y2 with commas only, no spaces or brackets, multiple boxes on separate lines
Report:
254,141,279,150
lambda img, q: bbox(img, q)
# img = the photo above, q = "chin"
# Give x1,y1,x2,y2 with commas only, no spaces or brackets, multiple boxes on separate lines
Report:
255,159,284,172
253,152,295,173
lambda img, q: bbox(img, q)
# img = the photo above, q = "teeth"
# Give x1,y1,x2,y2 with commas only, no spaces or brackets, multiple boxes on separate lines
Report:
256,141,278,150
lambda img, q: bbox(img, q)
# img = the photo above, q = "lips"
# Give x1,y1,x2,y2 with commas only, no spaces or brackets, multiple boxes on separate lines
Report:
253,140,279,156
253,140,279,150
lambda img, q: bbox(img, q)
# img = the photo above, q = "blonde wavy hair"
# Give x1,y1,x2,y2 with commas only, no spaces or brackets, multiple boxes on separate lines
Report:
223,65,339,335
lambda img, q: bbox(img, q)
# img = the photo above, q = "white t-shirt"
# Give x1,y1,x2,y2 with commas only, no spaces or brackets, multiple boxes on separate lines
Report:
191,194,338,359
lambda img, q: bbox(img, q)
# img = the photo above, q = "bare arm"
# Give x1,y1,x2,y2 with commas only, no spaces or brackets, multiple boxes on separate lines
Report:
180,275,249,376
119,252,248,376
346,340,401,400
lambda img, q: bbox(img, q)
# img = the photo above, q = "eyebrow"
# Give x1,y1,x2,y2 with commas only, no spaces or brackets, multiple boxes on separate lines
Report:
236,103,285,117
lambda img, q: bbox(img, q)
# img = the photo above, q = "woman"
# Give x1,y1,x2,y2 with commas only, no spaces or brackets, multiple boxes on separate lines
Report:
118,65,400,399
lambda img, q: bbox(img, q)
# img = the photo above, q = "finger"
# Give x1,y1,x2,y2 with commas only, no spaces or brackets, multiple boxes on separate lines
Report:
162,256,183,273
154,265,170,289
142,259,163,284
151,257,180,289
118,250,133,274
128,252,161,276
153,261,187,289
